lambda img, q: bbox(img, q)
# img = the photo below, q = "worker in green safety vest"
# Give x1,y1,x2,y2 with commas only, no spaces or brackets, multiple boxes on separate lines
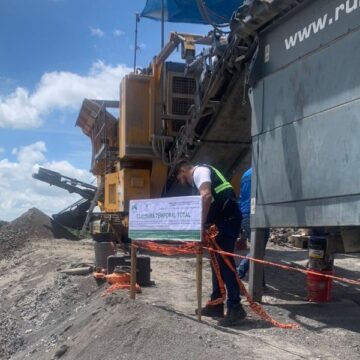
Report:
174,159,245,326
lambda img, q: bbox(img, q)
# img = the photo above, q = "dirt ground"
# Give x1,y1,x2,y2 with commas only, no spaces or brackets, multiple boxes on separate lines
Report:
0,237,359,360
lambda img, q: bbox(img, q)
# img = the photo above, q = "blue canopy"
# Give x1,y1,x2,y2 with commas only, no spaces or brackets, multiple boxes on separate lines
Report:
141,0,244,25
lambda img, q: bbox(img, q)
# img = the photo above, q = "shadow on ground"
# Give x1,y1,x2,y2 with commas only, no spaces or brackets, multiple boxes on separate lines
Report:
246,248,360,333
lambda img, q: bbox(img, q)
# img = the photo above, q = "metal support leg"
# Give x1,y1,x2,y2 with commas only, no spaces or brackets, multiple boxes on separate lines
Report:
249,228,266,302
196,252,203,322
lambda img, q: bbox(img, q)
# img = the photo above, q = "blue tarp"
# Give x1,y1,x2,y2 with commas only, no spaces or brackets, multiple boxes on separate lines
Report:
141,0,244,25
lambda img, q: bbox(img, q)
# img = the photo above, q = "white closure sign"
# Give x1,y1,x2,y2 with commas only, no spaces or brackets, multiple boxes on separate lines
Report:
129,196,202,241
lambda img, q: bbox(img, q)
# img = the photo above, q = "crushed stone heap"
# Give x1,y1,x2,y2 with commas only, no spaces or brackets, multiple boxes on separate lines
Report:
0,207,78,259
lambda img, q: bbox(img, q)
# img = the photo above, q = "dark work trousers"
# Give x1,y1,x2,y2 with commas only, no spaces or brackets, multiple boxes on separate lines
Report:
210,214,242,310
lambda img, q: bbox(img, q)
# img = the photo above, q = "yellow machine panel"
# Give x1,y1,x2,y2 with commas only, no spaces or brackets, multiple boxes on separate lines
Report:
150,159,168,198
104,172,120,212
104,170,151,212
119,74,154,160
119,169,151,212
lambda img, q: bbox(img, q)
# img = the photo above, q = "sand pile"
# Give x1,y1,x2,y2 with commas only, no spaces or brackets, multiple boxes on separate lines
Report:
0,208,77,259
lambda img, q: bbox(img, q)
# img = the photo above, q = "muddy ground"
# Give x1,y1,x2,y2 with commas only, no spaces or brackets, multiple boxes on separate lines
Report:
0,235,359,360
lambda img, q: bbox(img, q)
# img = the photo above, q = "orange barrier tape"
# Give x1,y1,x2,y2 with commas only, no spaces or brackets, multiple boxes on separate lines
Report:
132,241,201,255
206,248,226,306
203,226,226,306
204,226,300,329
129,227,359,329
203,247,360,287
94,271,142,296
133,240,225,305
106,272,130,284
102,283,141,296
132,230,299,328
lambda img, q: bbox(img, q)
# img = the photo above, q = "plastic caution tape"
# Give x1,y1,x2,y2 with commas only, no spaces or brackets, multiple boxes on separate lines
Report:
203,247,360,287
130,226,359,329
94,271,142,296
102,282,141,296
132,241,201,255
204,226,300,329
206,248,226,306
134,230,299,328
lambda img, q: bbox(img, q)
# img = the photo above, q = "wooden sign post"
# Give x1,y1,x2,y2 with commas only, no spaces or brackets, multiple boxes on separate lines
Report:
128,196,203,321
196,251,203,321
130,243,137,300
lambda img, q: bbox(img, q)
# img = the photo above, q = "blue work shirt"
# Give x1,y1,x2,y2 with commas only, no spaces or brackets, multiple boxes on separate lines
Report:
239,168,252,215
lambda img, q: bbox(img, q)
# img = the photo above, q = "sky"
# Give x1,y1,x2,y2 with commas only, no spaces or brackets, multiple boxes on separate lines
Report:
0,0,210,221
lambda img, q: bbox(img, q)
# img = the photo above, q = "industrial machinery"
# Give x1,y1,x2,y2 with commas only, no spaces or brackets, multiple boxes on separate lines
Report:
47,0,360,298
75,2,309,240
32,167,98,229
243,0,360,298
75,32,226,241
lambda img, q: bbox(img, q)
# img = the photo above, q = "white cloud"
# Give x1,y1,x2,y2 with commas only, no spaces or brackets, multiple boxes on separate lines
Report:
0,88,42,128
90,27,105,37
0,141,94,221
113,29,125,37
0,61,131,129
13,142,47,167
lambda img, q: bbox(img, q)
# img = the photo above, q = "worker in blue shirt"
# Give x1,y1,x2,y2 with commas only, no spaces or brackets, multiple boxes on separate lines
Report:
237,168,269,279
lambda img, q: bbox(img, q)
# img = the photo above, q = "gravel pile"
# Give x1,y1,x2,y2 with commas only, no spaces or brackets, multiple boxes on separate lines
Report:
0,208,77,259
0,313,24,359
0,241,96,360
12,293,245,360
0,276,83,359
1,235,359,360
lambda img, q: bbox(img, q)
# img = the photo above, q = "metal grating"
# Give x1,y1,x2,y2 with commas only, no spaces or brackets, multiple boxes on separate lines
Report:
171,97,194,116
172,76,196,95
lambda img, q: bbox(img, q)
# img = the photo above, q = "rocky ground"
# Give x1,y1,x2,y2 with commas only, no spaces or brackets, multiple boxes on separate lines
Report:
0,210,359,360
